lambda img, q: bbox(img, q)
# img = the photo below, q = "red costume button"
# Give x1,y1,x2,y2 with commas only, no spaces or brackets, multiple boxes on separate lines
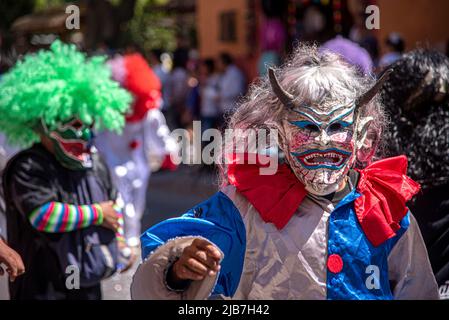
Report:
129,140,140,150
327,254,343,273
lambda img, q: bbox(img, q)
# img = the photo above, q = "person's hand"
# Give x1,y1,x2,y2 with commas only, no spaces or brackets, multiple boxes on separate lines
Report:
0,238,25,282
99,201,119,232
171,238,222,282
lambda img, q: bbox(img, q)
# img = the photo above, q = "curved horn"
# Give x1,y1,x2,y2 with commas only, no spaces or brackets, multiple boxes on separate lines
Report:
268,68,296,109
356,68,393,109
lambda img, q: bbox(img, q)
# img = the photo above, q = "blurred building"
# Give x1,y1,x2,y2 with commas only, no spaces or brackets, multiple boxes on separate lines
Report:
196,0,355,80
196,0,259,80
7,0,449,78
9,0,138,53
10,3,87,53
377,0,449,54
196,0,449,80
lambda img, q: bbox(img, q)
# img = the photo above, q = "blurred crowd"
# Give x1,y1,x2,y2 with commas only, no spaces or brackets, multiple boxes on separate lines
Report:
152,48,247,133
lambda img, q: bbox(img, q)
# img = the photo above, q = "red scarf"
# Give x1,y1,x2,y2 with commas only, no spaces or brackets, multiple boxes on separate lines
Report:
227,154,420,247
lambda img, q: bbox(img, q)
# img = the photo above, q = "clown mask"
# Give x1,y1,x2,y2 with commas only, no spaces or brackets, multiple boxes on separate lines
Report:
282,102,358,195
269,68,391,196
42,118,94,170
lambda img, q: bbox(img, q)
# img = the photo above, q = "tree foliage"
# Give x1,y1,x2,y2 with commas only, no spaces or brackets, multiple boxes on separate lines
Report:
0,0,34,31
1,0,178,52
126,0,177,52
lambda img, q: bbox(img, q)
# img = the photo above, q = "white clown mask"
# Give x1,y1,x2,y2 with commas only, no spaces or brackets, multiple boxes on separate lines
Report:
283,102,358,195
269,68,391,196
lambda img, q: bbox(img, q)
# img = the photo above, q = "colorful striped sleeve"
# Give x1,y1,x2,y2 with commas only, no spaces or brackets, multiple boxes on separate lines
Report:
29,202,104,233
113,203,126,244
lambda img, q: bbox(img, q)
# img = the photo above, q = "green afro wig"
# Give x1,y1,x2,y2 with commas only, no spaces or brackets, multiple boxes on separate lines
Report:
0,40,132,146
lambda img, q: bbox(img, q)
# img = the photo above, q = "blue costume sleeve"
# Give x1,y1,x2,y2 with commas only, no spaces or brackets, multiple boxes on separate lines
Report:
140,191,246,297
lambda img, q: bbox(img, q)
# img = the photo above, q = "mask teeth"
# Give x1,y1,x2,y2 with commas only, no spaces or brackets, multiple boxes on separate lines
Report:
302,151,344,166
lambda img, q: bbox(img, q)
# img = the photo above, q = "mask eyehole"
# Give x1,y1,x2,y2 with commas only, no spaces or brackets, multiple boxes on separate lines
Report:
71,120,83,130
328,123,343,132
305,124,320,132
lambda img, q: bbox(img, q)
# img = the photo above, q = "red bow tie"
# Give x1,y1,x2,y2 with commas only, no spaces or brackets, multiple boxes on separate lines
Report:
227,154,420,247
354,156,420,246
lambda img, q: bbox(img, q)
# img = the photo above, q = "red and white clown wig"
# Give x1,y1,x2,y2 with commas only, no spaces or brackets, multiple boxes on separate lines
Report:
108,52,161,123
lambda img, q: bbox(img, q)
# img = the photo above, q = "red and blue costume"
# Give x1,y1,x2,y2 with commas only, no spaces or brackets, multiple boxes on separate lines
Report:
132,155,438,300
